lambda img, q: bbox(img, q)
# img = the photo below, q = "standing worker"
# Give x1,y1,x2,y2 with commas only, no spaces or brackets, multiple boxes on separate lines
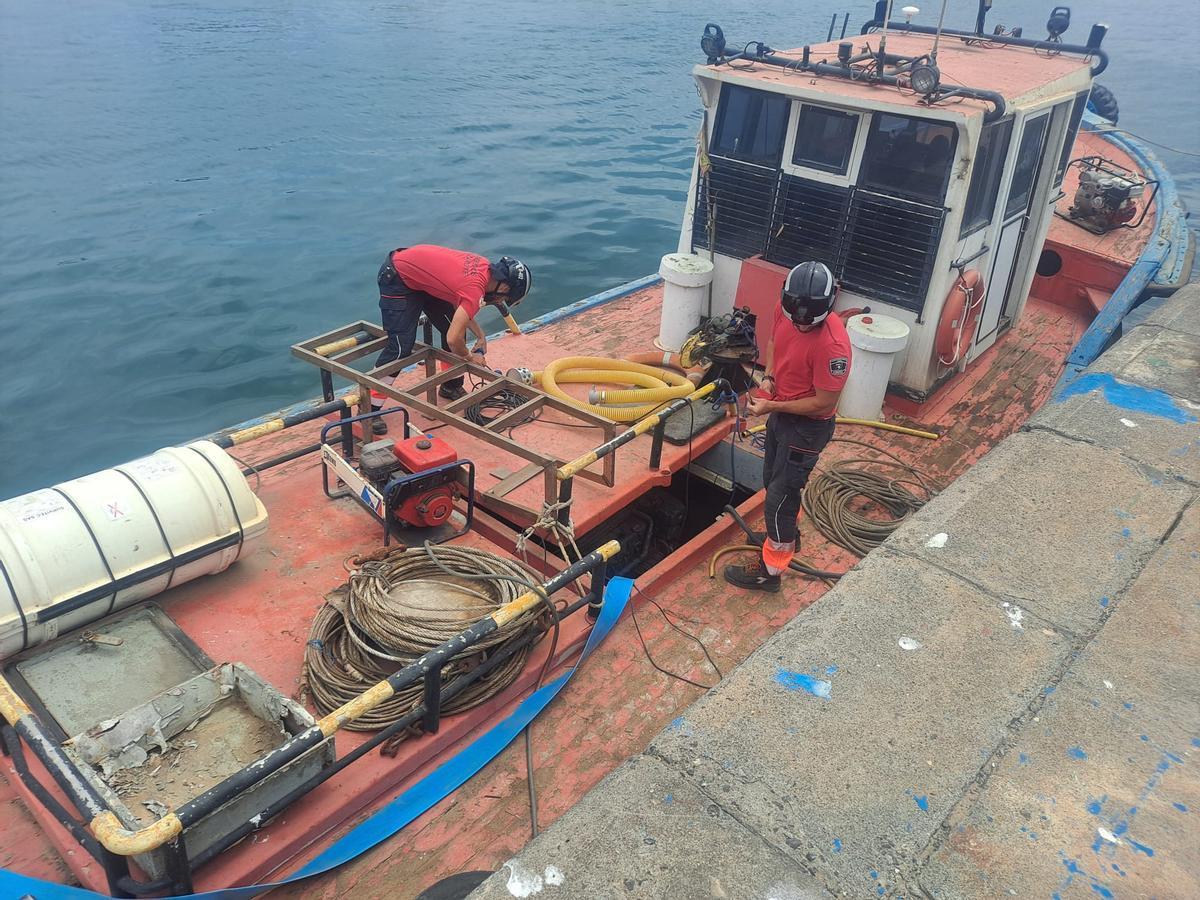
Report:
370,244,532,433
725,261,851,592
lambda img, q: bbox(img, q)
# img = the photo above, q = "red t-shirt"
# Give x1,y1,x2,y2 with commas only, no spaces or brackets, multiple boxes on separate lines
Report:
391,245,490,318
771,306,852,418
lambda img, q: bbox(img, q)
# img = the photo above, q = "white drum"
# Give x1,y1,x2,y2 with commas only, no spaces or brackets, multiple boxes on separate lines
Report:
656,253,715,352
839,314,911,421
0,441,268,659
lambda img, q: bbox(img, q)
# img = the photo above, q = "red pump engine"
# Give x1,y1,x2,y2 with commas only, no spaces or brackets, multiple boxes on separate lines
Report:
359,435,461,529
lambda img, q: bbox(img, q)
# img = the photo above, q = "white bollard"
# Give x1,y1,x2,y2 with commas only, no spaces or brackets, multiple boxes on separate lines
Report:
656,253,714,352
839,314,910,421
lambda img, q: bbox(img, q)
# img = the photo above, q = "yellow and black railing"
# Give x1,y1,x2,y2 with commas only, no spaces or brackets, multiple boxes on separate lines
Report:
0,541,619,896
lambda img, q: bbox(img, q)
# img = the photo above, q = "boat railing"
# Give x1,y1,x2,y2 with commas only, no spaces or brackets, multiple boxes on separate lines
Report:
0,541,621,894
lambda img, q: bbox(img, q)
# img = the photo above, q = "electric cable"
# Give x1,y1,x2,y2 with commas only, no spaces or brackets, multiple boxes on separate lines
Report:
629,585,722,690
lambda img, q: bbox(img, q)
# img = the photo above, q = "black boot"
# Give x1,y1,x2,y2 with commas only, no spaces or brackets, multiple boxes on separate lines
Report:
438,382,467,402
723,561,781,593
371,416,388,435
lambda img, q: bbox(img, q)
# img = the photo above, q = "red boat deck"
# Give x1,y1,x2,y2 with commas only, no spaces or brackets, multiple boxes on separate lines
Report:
0,276,1094,896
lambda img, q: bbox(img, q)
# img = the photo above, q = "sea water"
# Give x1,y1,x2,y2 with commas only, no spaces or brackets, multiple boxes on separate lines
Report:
1,0,1196,494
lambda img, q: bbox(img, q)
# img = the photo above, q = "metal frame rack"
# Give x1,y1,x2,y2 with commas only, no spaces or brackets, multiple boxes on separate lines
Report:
291,321,618,525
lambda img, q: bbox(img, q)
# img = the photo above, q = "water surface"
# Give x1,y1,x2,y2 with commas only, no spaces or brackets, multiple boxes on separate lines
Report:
2,0,1196,494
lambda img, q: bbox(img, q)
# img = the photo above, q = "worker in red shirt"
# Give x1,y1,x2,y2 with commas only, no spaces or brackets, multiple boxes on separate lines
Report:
369,245,532,433
725,261,851,592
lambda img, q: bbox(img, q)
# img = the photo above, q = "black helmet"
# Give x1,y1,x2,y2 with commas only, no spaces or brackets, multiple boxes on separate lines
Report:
493,256,532,305
781,261,837,327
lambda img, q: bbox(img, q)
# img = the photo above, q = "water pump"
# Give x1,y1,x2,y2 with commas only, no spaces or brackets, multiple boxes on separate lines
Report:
320,409,475,544
1063,156,1158,235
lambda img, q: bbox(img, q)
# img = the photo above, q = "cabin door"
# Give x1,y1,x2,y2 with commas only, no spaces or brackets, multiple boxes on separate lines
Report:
975,111,1051,352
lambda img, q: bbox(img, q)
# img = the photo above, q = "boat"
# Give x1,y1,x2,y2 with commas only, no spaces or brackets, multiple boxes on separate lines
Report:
1,2,1192,897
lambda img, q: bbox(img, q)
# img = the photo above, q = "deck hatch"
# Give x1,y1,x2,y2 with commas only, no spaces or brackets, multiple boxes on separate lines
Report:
838,190,946,311
693,157,779,260
764,174,851,269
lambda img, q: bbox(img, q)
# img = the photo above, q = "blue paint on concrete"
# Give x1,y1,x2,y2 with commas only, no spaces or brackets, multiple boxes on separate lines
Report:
1173,802,1189,813
1193,738,1200,748
1128,839,1154,857
1087,800,1103,815
663,793,673,805
1055,373,1197,424
1121,527,1132,537
1090,884,1114,899
1019,752,1030,765
831,838,842,852
825,664,839,676
1140,734,1150,742
1067,746,1089,761
1123,702,1134,710
869,870,878,879
774,669,832,698
914,795,929,811
1099,596,1110,608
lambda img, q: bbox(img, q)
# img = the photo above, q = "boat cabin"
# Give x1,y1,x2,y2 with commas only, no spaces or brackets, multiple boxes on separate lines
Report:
679,11,1103,400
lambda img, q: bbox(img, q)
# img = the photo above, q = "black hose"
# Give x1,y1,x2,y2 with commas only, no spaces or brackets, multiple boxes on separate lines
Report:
722,504,846,580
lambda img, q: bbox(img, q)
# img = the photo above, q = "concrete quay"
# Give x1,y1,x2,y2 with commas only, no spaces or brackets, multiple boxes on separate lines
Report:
471,283,1200,900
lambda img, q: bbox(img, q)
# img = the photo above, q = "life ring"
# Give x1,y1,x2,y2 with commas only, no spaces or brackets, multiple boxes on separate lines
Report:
936,269,987,367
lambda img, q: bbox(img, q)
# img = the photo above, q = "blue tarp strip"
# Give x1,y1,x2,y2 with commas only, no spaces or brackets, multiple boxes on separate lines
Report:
1,577,634,900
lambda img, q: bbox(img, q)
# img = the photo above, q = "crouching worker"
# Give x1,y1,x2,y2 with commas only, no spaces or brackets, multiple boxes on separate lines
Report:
370,244,532,434
725,261,850,592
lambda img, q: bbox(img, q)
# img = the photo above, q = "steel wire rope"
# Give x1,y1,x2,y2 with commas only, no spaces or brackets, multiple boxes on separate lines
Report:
301,545,550,733
801,437,936,556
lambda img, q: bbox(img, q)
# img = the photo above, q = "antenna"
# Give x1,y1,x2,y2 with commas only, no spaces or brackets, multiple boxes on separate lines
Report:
877,0,895,72
932,0,949,61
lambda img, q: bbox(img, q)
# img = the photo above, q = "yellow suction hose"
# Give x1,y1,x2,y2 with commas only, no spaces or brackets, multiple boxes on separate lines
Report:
535,357,698,422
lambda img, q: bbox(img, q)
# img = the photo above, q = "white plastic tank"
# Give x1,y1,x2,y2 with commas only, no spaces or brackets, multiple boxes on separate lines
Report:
0,441,268,660
656,253,714,352
839,314,911,421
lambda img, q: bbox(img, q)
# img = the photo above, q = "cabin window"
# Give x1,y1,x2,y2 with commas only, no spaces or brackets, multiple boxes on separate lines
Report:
960,118,1014,237
1053,91,1090,187
792,105,858,175
859,113,957,205
709,84,790,167
1005,112,1051,218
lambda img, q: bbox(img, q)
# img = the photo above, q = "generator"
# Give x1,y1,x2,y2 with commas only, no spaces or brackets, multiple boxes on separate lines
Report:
320,408,475,544
1062,156,1158,235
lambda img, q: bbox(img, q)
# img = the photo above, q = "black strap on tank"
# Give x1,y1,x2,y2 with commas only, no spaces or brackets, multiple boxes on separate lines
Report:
0,557,30,652
113,467,179,591
185,446,246,556
50,488,120,616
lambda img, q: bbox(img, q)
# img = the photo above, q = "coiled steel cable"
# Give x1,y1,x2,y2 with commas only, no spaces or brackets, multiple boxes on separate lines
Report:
302,545,549,732
801,438,936,557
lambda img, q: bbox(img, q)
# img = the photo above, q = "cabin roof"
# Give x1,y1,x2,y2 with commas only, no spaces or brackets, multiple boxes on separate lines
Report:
697,32,1091,118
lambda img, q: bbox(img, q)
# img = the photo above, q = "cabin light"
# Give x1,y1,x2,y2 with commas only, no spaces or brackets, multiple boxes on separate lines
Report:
901,5,920,22
909,63,940,95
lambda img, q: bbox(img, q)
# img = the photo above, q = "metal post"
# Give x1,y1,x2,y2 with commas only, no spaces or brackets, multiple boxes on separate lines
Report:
162,835,194,895
422,668,442,734
557,477,573,528
649,420,666,470
586,559,608,622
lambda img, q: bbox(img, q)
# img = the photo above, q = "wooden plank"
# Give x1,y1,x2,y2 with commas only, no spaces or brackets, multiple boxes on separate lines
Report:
485,463,544,498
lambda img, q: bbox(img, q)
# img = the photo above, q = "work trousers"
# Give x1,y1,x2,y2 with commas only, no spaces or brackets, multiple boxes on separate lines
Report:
375,258,464,395
762,412,835,546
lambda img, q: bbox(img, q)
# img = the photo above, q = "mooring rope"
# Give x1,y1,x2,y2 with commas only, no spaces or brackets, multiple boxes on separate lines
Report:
301,545,550,734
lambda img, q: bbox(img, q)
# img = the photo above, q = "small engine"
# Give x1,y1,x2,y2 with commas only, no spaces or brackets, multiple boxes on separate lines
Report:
1066,157,1153,235
359,435,461,529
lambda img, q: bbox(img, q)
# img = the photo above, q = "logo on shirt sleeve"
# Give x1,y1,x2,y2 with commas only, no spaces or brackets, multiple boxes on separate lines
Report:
829,357,849,377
